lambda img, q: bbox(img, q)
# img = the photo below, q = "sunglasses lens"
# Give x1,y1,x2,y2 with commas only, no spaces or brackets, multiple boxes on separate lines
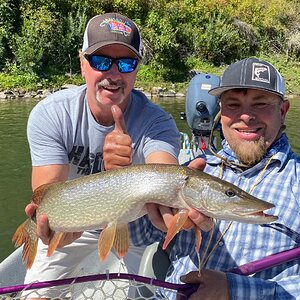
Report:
86,55,138,73
118,58,138,73
89,56,112,71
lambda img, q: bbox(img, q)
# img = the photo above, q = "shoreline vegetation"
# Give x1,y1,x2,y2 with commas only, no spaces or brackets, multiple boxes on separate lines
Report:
1,56,300,101
1,1,300,100
0,83,299,102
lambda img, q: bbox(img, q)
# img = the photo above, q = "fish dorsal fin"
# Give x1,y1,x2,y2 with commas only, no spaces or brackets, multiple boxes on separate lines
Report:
98,222,117,261
12,219,39,269
47,232,65,257
32,183,53,206
113,225,130,259
162,208,189,250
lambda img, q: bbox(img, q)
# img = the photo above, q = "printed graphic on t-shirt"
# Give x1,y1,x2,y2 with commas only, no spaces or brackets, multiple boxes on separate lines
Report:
68,145,103,175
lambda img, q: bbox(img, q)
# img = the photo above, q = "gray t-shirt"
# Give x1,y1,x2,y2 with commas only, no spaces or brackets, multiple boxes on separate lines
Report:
27,85,180,179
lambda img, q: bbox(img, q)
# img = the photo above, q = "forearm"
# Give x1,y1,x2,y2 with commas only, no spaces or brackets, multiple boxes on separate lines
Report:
32,164,69,190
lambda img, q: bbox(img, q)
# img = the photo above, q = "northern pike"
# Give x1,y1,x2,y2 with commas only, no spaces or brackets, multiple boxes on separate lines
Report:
13,164,277,269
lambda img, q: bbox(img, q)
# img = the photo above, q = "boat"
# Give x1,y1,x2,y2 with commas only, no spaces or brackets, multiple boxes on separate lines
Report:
1,73,299,299
0,73,221,299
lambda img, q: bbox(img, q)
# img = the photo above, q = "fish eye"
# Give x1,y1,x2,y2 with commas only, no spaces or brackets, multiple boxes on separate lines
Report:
225,189,236,197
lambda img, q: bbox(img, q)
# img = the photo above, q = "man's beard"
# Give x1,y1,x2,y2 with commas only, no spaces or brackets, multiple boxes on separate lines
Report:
230,137,267,166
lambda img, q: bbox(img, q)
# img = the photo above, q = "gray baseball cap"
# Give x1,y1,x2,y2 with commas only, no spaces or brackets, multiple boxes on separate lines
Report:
209,57,285,98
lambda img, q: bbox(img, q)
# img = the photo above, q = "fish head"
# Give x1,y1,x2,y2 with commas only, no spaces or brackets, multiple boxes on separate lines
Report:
182,172,278,224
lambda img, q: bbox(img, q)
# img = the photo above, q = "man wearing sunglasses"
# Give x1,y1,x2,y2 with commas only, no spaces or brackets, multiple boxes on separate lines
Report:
22,12,190,298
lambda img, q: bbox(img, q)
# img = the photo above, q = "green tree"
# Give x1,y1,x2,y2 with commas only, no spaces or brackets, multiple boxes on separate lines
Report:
12,6,60,74
54,7,88,75
1,0,300,85
0,0,20,68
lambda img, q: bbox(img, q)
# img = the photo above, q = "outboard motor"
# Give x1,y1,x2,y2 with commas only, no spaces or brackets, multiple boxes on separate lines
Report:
179,73,220,164
186,73,220,137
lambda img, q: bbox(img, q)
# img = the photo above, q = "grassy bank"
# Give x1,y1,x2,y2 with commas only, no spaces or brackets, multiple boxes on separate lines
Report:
137,55,300,96
0,55,299,96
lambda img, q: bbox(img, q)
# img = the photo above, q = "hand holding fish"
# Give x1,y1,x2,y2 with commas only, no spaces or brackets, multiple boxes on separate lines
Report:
25,202,82,247
179,269,230,300
146,158,214,232
103,105,132,170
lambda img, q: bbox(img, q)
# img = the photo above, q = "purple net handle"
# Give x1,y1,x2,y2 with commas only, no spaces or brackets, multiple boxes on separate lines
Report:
230,245,300,275
0,272,197,297
1,246,299,296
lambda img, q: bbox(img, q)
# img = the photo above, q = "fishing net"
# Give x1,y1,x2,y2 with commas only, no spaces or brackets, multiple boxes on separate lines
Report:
1,245,298,299
1,239,198,300
0,272,196,300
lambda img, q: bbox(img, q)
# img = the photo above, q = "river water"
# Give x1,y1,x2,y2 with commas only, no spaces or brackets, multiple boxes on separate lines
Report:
0,96,300,262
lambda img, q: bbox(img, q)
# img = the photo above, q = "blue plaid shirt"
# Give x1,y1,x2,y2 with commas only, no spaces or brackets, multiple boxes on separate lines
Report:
130,133,300,299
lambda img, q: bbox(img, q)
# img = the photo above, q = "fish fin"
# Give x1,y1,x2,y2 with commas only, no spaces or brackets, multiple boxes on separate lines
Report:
98,222,117,261
12,219,38,269
162,208,189,250
113,225,130,258
47,232,65,257
194,226,203,275
32,183,52,205
194,225,202,253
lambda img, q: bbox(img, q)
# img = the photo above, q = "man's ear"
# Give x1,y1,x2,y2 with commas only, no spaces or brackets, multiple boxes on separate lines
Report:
281,99,290,123
80,55,86,78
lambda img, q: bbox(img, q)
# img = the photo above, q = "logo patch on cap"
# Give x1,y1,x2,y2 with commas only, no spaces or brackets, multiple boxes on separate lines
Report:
100,17,132,36
252,63,270,84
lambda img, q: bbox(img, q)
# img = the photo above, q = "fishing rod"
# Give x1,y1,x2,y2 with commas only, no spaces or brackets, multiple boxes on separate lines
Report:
0,246,299,298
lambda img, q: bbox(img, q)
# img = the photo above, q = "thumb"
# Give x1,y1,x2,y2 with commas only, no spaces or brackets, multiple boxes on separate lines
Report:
180,271,202,283
111,105,128,134
188,157,206,171
25,203,38,218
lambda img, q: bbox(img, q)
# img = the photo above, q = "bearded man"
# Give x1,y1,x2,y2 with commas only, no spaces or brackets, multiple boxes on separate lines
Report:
141,57,299,300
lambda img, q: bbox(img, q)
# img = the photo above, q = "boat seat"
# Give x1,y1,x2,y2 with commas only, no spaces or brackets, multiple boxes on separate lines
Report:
134,240,174,298
0,246,26,287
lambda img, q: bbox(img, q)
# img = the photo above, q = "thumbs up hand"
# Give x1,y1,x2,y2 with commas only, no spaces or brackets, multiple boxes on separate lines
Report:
103,105,133,170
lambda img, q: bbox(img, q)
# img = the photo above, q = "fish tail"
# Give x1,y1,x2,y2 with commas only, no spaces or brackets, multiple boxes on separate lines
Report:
12,219,38,269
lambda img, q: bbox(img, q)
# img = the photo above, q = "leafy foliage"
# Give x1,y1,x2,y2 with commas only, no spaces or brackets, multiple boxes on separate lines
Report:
12,6,60,74
0,64,39,89
0,0,20,68
0,0,300,86
53,7,88,75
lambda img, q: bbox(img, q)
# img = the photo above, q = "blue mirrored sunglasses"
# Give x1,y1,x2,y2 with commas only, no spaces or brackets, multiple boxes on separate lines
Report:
84,54,138,73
